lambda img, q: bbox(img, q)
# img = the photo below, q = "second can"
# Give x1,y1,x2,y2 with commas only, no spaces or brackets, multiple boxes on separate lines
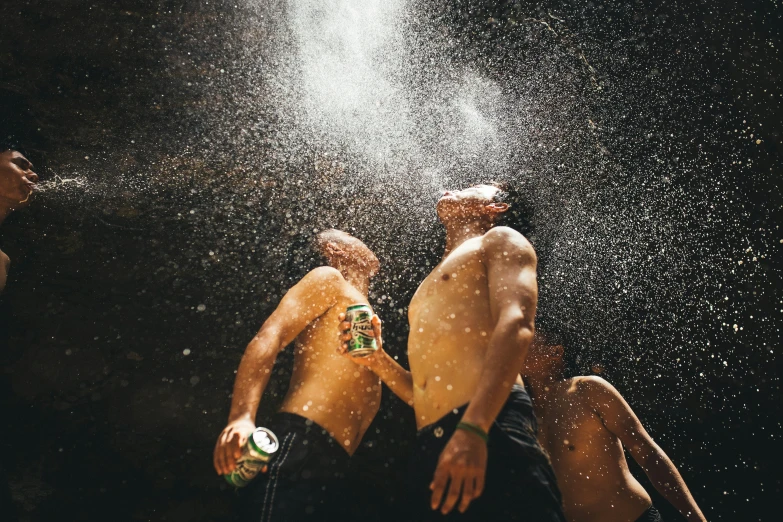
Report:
345,304,378,357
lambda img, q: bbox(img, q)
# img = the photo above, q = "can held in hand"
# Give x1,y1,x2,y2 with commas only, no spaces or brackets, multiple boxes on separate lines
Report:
346,304,378,357
224,427,280,488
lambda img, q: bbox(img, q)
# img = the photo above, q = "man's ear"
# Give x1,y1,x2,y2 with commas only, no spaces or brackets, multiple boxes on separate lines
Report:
323,241,343,257
487,202,509,214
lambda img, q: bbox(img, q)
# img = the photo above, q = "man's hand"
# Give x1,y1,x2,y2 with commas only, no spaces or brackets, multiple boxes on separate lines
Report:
213,418,256,475
430,428,488,514
338,313,385,368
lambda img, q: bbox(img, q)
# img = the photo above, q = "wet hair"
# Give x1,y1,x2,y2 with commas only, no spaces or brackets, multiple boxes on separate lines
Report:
490,182,535,240
1,137,20,155
534,320,585,378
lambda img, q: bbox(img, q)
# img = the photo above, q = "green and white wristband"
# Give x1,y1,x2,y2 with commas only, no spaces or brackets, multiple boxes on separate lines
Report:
456,422,489,444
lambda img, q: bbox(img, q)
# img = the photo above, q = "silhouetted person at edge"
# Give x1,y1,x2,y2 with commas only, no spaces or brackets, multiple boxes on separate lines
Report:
340,184,566,521
522,329,707,522
0,146,38,291
0,145,39,521
214,229,382,521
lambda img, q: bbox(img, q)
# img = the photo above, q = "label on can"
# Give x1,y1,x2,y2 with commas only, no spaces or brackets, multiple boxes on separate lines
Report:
224,427,280,488
346,304,378,357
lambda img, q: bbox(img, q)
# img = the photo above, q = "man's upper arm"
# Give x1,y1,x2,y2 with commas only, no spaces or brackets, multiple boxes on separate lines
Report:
583,376,656,460
258,266,342,348
483,226,538,327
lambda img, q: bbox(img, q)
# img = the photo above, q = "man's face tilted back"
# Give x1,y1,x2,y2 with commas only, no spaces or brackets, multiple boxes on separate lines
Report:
0,150,38,208
435,184,508,224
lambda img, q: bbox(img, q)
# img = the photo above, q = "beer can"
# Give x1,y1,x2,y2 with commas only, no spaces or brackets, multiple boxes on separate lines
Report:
345,304,378,357
224,427,280,488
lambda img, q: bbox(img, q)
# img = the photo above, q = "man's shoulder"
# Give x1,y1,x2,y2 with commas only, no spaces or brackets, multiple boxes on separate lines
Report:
301,266,344,285
292,266,345,295
483,225,528,242
568,376,620,404
481,226,535,259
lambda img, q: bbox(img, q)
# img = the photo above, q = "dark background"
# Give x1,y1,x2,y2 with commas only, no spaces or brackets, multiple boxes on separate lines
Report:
1,0,780,521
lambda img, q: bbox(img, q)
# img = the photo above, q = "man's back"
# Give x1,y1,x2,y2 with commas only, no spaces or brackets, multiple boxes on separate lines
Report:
537,377,652,522
279,269,380,453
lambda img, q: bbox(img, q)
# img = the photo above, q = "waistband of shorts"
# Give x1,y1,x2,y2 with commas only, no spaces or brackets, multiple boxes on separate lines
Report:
267,412,351,458
634,504,662,522
417,383,530,437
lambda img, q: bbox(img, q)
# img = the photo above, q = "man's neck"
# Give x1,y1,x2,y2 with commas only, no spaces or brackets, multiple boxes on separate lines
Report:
443,218,493,256
339,266,370,296
0,205,12,227
525,374,563,409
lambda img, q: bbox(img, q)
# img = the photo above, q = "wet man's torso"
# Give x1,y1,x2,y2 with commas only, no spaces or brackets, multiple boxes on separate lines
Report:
278,280,380,455
537,378,651,522
408,236,513,429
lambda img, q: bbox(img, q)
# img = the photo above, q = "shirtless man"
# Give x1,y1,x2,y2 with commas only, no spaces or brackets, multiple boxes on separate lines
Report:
0,146,39,292
0,145,38,521
213,229,382,521
522,329,707,522
340,184,565,521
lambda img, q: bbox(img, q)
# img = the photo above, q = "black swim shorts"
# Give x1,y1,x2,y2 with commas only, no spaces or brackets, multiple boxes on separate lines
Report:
235,412,351,522
406,384,567,522
635,504,664,522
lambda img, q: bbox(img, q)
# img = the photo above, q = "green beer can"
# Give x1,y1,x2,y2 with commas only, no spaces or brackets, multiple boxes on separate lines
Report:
224,427,280,488
346,304,378,357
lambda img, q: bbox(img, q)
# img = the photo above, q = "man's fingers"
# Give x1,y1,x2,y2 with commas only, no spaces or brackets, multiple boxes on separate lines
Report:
230,431,243,459
440,473,464,515
475,472,485,499
429,466,450,510
213,443,222,474
339,320,351,334
216,431,231,474
458,475,476,513
340,332,352,342
218,444,229,475
338,312,346,321
371,315,383,349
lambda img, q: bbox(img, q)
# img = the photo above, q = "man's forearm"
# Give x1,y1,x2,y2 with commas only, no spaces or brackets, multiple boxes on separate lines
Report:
227,333,279,422
370,351,414,406
460,319,532,432
643,448,707,522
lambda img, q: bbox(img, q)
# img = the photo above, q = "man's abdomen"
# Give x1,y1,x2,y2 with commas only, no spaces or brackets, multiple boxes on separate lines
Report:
279,349,381,454
409,331,488,428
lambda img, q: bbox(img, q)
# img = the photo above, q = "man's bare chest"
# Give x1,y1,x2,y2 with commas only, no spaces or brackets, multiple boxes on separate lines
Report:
541,399,606,459
410,243,487,315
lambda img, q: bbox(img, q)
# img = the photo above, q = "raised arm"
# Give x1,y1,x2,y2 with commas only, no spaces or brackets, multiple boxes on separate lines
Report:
584,376,707,522
338,314,414,406
430,226,537,515
213,267,341,475
460,226,537,432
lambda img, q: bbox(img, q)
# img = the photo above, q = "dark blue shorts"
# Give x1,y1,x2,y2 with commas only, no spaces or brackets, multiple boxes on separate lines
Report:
406,385,567,522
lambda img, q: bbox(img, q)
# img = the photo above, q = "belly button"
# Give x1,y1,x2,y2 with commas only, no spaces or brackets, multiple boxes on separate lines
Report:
442,274,450,281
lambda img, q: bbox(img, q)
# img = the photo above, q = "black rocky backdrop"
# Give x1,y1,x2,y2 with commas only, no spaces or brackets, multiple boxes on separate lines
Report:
0,1,780,521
